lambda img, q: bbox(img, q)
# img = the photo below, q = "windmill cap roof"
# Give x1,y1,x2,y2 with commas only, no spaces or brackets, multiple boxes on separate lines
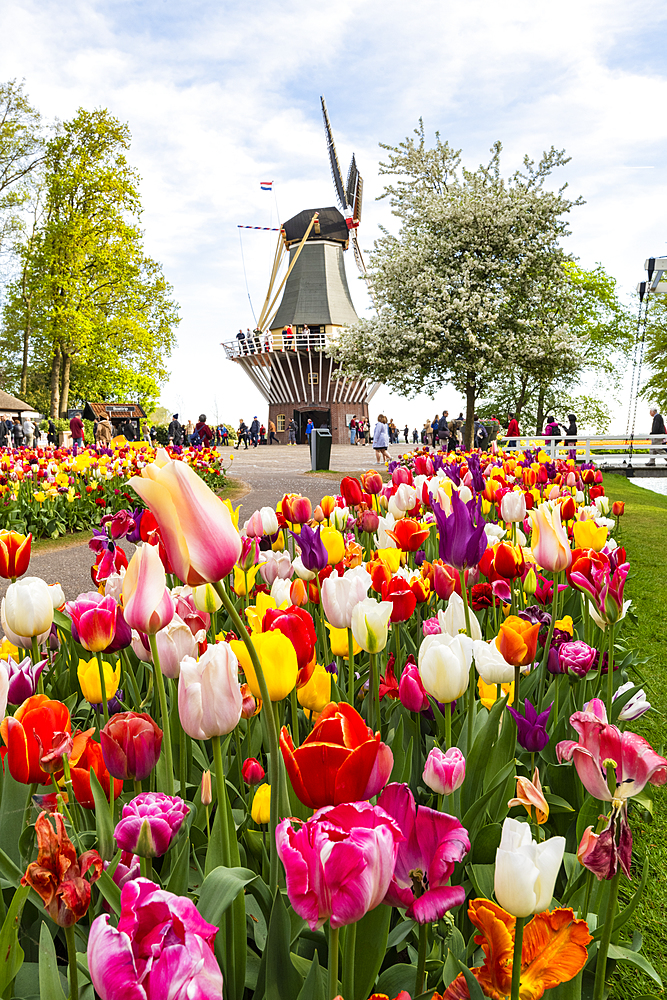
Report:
282,207,349,246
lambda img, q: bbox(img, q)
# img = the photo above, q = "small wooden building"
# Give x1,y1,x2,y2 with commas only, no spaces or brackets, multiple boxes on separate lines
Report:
0,389,40,420
83,402,146,439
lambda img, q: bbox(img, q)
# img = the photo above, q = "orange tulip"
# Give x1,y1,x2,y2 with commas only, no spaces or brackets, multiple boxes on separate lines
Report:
443,899,591,1000
0,695,71,785
369,559,392,593
384,518,431,552
0,530,32,579
508,768,549,824
496,615,540,667
494,541,525,579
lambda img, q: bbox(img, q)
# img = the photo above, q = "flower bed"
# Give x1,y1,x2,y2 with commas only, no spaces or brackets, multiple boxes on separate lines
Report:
0,444,660,1000
0,443,228,537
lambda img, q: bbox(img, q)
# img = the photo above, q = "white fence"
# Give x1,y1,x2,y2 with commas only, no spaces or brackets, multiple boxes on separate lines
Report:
497,434,667,463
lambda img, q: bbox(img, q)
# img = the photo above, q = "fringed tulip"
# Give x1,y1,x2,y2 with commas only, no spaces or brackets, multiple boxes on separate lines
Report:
276,800,403,930
122,543,175,635
178,643,243,738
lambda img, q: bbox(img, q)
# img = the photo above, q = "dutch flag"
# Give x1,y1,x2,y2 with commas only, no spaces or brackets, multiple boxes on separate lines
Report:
260,181,273,191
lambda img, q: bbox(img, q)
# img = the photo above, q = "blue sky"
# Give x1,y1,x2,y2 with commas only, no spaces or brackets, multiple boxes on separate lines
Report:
1,0,666,431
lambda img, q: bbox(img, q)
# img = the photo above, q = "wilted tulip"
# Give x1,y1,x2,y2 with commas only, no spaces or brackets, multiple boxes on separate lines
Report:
422,747,466,795
122,544,174,635
178,643,243,739
114,791,189,858
22,811,102,926
507,768,549,825
494,817,565,917
100,712,163,781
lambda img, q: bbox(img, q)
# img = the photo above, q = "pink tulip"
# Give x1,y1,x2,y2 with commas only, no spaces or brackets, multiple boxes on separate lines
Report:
239,536,260,570
122,544,175,635
398,659,429,713
378,783,469,922
259,551,293,586
65,593,117,653
529,502,572,573
178,643,243,739
422,747,466,795
153,614,199,678
88,878,222,1000
276,801,403,930
128,453,242,585
244,510,265,537
171,588,210,639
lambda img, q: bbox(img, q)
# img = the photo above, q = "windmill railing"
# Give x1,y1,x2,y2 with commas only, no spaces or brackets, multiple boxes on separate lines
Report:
496,434,667,463
222,330,329,360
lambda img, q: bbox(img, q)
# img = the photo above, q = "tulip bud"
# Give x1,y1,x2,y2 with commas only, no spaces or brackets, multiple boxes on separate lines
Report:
290,578,308,606
523,567,537,596
242,757,266,785
612,501,625,517
577,825,599,866
313,505,325,523
239,536,260,570
251,783,271,824
240,682,260,718
244,510,264,538
320,495,336,517
200,770,212,806
398,659,429,712
260,507,279,535
423,746,465,795
360,510,379,534
192,582,223,613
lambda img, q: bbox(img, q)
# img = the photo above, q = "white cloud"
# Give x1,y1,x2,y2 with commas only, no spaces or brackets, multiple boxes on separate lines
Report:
0,0,665,432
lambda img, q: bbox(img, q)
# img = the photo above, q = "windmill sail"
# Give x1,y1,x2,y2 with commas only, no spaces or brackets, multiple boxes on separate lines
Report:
346,154,363,223
321,96,347,211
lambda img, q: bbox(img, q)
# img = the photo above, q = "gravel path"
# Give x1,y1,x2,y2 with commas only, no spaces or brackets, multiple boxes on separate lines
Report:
2,442,407,600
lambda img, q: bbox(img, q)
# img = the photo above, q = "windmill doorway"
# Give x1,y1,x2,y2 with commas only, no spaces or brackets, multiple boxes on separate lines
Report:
294,409,331,445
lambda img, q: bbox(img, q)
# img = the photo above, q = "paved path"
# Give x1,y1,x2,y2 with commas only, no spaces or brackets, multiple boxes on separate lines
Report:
2,442,408,601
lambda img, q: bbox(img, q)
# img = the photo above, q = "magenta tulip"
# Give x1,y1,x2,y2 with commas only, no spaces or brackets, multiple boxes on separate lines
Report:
276,800,403,930
114,792,188,858
398,659,429,713
377,783,469,922
4,654,47,704
122,544,174,635
422,747,466,795
100,712,163,781
66,593,117,653
88,878,222,1000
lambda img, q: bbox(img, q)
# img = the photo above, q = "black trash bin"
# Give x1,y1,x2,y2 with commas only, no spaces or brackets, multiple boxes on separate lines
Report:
311,427,332,471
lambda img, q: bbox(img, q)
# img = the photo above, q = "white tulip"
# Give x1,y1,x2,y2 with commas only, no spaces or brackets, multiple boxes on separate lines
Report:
494,817,565,917
292,556,316,581
48,583,66,609
377,514,398,549
0,661,8,720
259,550,293,586
500,491,526,523
350,598,393,653
260,506,280,535
472,638,514,684
270,578,292,606
393,483,417,511
131,630,152,662
457,484,473,504
104,570,126,602
321,575,350,629
441,592,482,640
331,506,350,531
484,522,506,544
418,633,472,703
3,577,54,639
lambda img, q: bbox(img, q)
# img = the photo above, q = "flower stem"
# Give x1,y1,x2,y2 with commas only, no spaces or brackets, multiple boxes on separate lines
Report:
416,922,428,996
369,652,378,732
459,570,476,751
606,623,616,719
65,923,78,1000
510,915,525,1000
213,579,282,893
348,629,355,705
342,921,356,1000
328,925,339,1000
133,778,142,797
537,573,560,712
148,633,174,796
445,700,452,749
97,655,109,726
290,685,300,748
211,735,231,864
593,868,621,1000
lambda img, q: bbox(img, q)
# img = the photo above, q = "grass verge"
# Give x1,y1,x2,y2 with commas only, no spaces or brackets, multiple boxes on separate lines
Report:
603,473,667,998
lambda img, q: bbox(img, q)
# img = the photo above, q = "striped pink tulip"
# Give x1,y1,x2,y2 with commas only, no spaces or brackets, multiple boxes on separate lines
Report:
122,544,174,635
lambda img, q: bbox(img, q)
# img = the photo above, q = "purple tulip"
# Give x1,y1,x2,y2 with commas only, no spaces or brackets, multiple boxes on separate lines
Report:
104,851,140,890
88,879,222,1000
507,699,552,752
378,782,469,923
5,655,47,704
91,688,125,716
557,640,597,679
126,508,144,544
290,523,328,572
432,492,486,570
104,608,132,653
114,792,189,858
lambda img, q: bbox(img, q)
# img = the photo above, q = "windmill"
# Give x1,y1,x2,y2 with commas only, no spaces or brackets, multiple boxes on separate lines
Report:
221,98,379,445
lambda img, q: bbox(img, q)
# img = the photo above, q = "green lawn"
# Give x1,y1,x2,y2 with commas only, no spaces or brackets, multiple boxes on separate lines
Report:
603,474,667,998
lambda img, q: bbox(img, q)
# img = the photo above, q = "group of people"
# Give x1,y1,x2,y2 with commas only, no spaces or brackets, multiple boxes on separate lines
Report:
234,325,326,356
348,415,370,445
235,417,281,449
167,414,224,448
0,415,36,448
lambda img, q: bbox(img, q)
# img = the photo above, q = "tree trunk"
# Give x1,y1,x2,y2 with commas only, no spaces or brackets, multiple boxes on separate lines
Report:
535,385,546,434
464,380,476,450
59,352,71,418
514,374,530,420
50,346,61,419
20,317,31,398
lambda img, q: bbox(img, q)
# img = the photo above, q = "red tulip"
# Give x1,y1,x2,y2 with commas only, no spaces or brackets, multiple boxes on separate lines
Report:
382,577,417,623
384,518,431,552
70,732,123,809
263,605,317,687
281,493,312,524
241,757,265,785
360,471,383,495
280,702,393,809
0,530,32,579
0,695,71,785
432,561,457,600
612,501,625,517
340,476,363,507
493,541,525,579
100,711,163,781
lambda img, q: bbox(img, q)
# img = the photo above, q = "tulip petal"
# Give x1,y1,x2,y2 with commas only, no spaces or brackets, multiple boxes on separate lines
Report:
408,885,465,924
494,847,538,917
571,747,612,801
520,907,593,996
87,915,146,1000
4,715,30,783
128,476,192,585
296,743,351,806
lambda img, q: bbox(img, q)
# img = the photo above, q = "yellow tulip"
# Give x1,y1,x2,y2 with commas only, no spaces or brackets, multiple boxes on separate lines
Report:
572,519,608,552
477,676,514,711
223,499,241,528
33,492,46,503
325,623,360,658
251,783,271,824
555,615,574,636
0,638,20,661
297,661,331,714
246,592,280,634
78,657,120,704
271,530,285,551
481,498,492,516
320,527,345,566
376,548,401,573
233,564,260,596
230,631,298,701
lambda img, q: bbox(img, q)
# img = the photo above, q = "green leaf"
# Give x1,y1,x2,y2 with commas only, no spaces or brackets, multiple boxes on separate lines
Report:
606,944,662,985
389,717,406,783
0,771,32,866
0,845,27,887
0,883,31,992
165,835,190,896
387,918,416,950
198,866,259,926
353,904,392,1000
455,959,486,1000
375,963,417,999
38,923,67,1000
467,863,495,900
264,890,304,1000
461,694,509,816
89,768,115,861
575,793,602,846
470,823,502,865
592,856,649,941
96,869,122,915
296,952,326,1000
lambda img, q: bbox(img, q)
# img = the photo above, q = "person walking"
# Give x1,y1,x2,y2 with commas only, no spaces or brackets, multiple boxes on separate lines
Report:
648,407,667,465
287,417,297,445
473,415,488,450
412,428,418,444
373,413,390,464
561,413,577,447
438,411,450,451
184,419,194,444
123,419,136,441
195,414,213,447
69,412,84,448
424,417,432,446
268,418,279,445
389,418,397,444
47,418,56,445
305,417,314,446
22,416,35,449
507,413,520,450
349,415,357,446
0,417,7,447
95,412,114,447
168,414,183,446
259,423,266,445
249,415,260,447
236,419,249,450
12,417,24,448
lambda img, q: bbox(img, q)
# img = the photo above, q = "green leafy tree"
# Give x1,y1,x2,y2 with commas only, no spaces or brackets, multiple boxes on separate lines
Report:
0,79,43,255
0,107,179,415
330,125,582,447
640,293,667,413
